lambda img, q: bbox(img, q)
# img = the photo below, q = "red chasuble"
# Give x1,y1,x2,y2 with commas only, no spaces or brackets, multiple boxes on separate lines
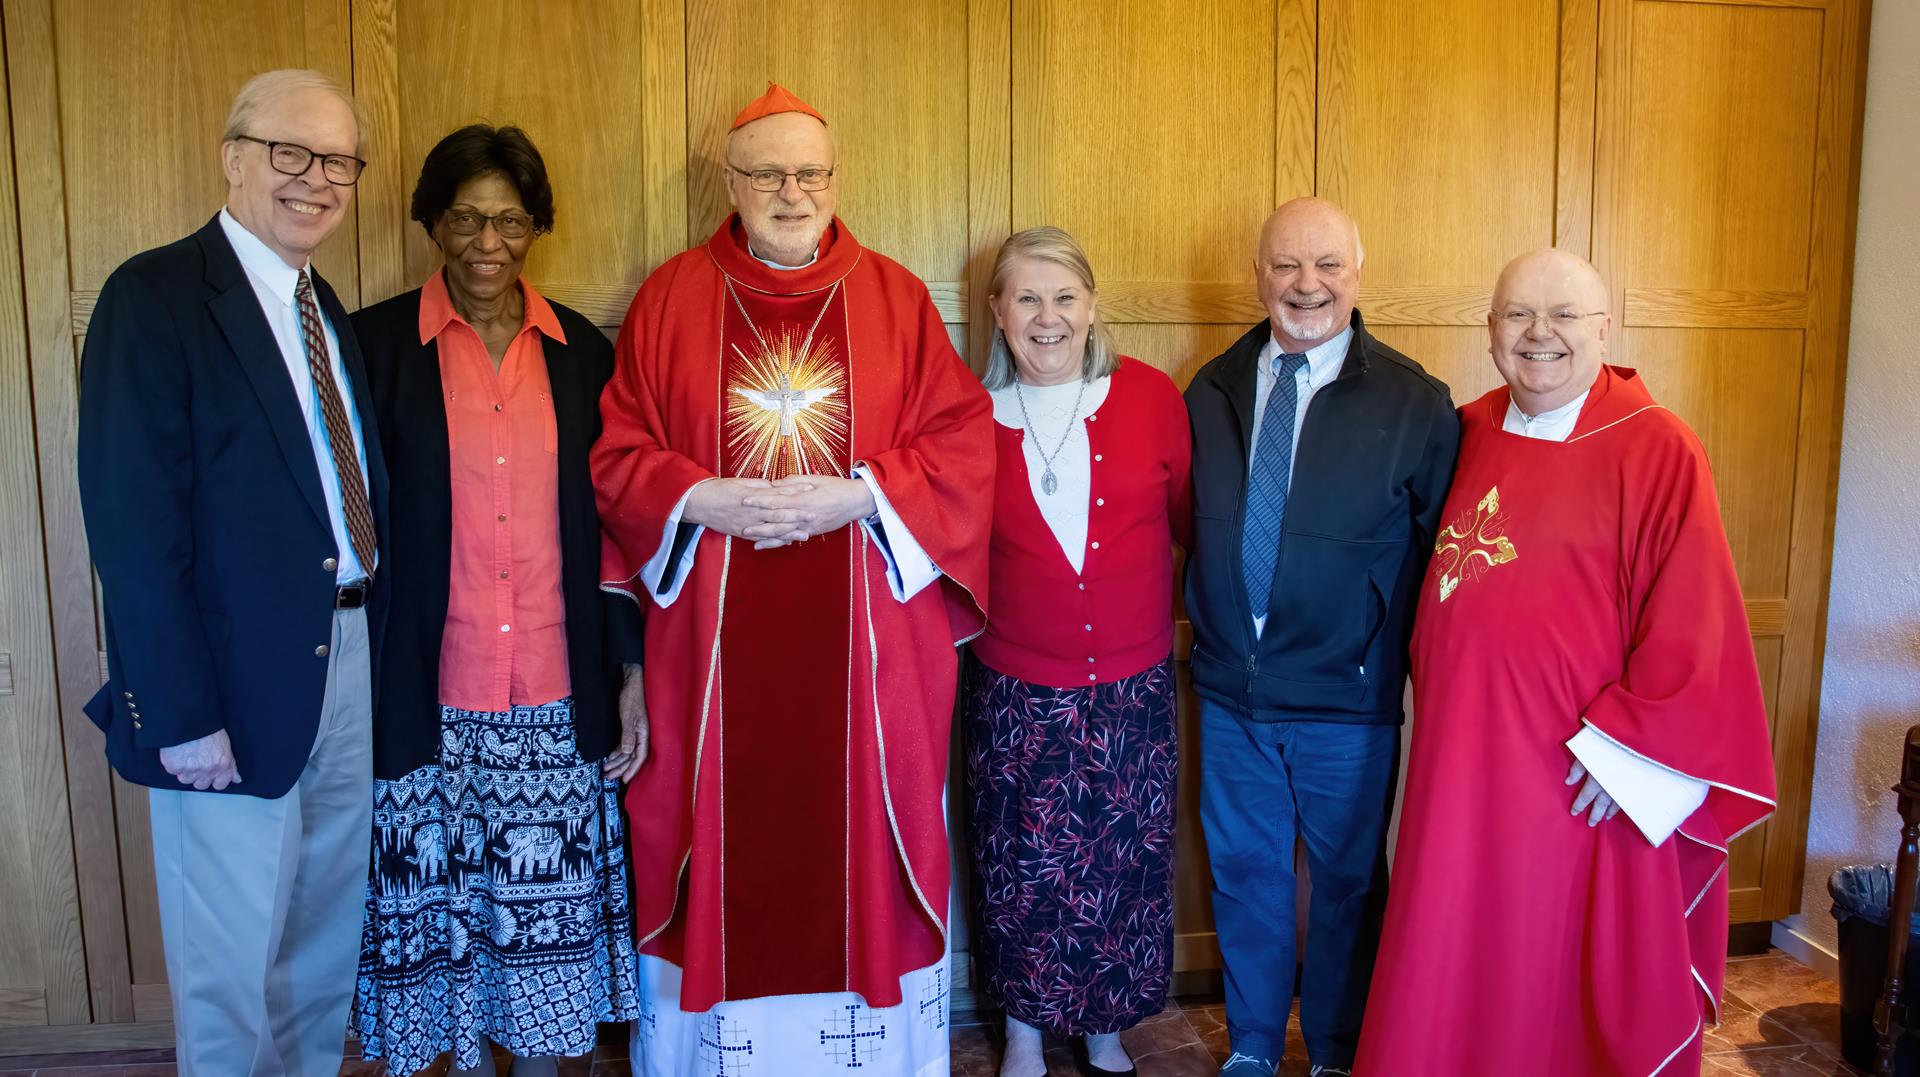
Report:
1354,366,1775,1076
591,217,992,1011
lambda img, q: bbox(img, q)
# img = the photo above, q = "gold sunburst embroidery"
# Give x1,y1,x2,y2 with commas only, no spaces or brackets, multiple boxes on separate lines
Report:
725,327,848,480
1433,485,1519,601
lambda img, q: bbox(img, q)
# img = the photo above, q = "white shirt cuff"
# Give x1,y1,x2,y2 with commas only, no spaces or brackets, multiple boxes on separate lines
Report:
1567,725,1710,847
852,466,939,602
639,482,708,608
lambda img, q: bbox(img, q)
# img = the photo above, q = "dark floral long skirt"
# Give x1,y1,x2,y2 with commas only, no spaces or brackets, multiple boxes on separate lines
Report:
353,698,641,1074
963,654,1177,1036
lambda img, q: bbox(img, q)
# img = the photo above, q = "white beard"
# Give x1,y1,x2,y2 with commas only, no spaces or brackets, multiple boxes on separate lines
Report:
1278,305,1339,344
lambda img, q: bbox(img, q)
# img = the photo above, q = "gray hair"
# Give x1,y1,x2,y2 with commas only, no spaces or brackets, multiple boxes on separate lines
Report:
223,69,365,152
981,226,1119,390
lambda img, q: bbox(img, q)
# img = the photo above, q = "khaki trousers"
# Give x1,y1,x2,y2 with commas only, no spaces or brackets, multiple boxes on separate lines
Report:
149,606,373,1077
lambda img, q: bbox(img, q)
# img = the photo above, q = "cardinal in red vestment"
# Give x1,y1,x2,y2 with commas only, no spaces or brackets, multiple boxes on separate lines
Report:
591,84,992,1074
1354,249,1776,1077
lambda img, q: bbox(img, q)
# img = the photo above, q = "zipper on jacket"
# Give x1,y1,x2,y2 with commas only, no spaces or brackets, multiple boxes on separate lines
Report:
1245,652,1257,695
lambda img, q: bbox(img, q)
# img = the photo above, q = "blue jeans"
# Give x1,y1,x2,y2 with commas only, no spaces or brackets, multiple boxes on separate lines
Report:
1197,699,1398,1068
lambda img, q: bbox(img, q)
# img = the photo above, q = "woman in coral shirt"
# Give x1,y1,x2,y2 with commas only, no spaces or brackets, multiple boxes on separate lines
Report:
966,228,1192,1077
350,125,645,1076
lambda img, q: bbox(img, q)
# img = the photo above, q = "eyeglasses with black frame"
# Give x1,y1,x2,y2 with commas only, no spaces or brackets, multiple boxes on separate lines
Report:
234,135,367,185
440,207,536,239
727,163,835,193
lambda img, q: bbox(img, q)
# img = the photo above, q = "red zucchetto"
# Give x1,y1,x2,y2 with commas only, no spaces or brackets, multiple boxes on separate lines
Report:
728,81,826,131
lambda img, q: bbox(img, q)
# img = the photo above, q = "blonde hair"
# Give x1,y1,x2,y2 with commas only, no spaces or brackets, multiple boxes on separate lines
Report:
223,69,365,152
982,226,1119,390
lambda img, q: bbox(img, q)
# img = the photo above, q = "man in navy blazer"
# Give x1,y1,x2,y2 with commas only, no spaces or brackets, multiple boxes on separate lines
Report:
77,69,386,1077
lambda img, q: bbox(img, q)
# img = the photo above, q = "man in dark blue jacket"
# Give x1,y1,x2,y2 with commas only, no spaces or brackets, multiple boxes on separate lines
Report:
1186,197,1458,1077
77,69,386,1077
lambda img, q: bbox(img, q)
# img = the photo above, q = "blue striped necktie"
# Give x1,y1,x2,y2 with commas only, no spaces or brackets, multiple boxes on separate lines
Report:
1242,351,1309,620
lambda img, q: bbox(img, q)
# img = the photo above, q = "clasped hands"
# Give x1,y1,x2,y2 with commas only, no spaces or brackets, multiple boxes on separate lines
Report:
687,474,877,550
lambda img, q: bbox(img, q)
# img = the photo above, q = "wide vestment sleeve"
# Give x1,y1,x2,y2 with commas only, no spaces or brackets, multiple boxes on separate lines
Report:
591,255,717,596
851,275,993,641
1578,422,1777,845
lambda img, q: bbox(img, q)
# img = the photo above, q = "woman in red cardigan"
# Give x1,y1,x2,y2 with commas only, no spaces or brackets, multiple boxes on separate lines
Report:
966,228,1193,1077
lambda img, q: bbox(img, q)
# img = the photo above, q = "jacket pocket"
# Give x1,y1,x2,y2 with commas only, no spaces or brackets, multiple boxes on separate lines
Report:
1260,532,1397,686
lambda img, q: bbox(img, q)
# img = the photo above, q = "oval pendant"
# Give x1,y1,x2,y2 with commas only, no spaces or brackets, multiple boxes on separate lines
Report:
1041,469,1058,496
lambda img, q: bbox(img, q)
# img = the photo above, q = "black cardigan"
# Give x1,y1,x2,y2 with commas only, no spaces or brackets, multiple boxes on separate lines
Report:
353,284,644,779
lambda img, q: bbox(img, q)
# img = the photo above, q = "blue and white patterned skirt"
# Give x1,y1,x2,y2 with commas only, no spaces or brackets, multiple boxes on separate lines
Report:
353,698,641,1073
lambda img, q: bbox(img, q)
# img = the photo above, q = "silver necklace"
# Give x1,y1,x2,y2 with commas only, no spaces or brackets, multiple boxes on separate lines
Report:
1012,376,1087,496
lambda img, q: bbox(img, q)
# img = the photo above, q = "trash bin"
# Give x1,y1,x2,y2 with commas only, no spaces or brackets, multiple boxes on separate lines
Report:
1830,863,1920,1074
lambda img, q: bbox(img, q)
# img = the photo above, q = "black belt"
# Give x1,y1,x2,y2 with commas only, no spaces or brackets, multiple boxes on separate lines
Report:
334,580,370,609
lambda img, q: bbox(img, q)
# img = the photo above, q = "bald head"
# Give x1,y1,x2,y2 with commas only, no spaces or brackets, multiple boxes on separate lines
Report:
1255,197,1365,352
724,111,837,266
1492,248,1607,314
1487,248,1612,415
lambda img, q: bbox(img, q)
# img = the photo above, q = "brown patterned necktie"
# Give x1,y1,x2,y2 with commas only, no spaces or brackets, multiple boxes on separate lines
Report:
294,272,378,575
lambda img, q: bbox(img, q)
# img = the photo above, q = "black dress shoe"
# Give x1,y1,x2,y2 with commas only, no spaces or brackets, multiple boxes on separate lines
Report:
1073,1038,1138,1077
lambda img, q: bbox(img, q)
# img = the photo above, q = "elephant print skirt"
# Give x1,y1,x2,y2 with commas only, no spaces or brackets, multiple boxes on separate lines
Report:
353,698,640,1073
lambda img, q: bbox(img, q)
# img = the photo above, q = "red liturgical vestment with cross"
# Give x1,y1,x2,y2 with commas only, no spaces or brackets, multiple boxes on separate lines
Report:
592,217,992,1012
1355,366,1776,1076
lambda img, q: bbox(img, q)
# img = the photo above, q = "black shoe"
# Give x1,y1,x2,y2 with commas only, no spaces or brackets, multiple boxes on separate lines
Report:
1073,1038,1138,1077
1309,1065,1353,1077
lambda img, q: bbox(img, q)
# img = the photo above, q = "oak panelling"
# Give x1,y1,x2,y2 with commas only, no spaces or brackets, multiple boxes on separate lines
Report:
1555,0,1599,254
388,0,657,299
1011,0,1283,284
1730,636,1786,893
1619,3,1823,293
1318,0,1559,289
0,25,61,1025
57,0,360,294
1625,288,1812,329
1106,324,1261,390
1365,325,1507,406
4,0,122,1025
966,0,1012,372
686,0,969,285
1630,328,1802,599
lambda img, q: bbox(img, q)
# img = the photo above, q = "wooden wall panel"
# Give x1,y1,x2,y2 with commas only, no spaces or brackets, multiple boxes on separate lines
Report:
1319,0,1560,289
1011,0,1283,284
1631,327,1803,598
58,0,359,296
1620,3,1822,294
687,0,970,286
379,0,657,304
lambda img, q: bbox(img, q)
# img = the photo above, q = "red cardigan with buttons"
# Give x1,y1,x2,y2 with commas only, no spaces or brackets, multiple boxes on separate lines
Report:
972,356,1193,688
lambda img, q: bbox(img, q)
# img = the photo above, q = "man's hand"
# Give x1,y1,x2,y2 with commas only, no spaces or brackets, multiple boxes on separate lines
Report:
1566,760,1621,827
684,477,788,539
603,663,649,782
160,729,242,791
740,475,878,550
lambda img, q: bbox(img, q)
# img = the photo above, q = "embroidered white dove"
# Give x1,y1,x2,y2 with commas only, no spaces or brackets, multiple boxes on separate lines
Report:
732,369,841,437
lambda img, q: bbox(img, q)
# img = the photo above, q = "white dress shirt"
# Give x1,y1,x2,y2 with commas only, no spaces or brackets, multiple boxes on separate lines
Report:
989,374,1112,574
641,245,938,606
1248,325,1350,637
217,209,374,584
1502,384,1711,846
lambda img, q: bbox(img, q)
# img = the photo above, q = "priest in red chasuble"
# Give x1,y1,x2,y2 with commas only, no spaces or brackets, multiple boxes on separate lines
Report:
591,83,992,1077
1353,249,1776,1077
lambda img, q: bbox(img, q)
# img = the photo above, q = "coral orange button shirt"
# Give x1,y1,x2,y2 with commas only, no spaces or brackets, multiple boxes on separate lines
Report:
419,270,570,712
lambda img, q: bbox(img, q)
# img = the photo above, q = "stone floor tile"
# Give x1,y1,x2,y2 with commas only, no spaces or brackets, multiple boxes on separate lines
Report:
1707,992,1810,1053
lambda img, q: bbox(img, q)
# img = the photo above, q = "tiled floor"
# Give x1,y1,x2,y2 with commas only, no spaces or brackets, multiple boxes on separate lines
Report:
951,952,1866,1077
0,952,1866,1075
